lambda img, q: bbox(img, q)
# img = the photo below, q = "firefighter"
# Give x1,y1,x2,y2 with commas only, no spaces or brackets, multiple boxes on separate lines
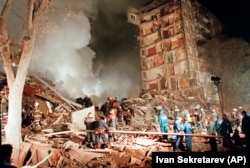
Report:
107,109,117,142
93,116,109,149
158,109,168,140
84,112,95,147
116,106,124,122
123,109,132,125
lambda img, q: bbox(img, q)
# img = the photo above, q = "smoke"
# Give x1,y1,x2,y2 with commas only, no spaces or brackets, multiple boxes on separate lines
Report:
29,0,151,104
0,0,152,104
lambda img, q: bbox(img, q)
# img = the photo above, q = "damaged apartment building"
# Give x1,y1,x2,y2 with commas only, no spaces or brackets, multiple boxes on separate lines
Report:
127,0,222,102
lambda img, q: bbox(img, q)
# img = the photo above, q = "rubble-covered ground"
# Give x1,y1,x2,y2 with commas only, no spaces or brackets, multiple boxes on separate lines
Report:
0,75,247,168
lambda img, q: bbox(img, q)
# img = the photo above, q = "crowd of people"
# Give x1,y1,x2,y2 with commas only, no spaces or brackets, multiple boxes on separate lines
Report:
81,96,134,149
80,94,250,152
3,96,249,163
156,104,250,152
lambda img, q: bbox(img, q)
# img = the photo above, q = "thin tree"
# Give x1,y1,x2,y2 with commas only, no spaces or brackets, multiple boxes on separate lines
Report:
198,36,250,112
0,0,52,164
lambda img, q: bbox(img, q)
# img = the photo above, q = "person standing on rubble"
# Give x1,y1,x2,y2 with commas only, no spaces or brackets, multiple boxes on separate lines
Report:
231,108,237,128
206,117,218,152
174,105,180,117
220,114,233,151
241,110,250,151
82,95,93,108
84,112,95,148
211,109,218,121
182,115,193,152
107,109,117,142
215,114,223,144
116,106,124,123
174,117,184,151
123,109,132,125
94,116,110,149
100,100,111,117
158,108,169,140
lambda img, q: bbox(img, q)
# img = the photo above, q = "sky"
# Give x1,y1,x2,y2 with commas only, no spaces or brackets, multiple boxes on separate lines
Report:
1,0,250,105
198,0,250,42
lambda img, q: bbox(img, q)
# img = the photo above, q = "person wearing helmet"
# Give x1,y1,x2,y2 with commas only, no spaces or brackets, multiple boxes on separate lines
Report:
158,108,169,140
84,112,95,147
124,109,132,125
206,117,218,152
107,109,117,142
182,116,193,152
174,116,185,151
94,116,110,149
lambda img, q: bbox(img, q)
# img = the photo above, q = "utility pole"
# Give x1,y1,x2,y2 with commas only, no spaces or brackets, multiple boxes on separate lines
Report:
211,76,224,114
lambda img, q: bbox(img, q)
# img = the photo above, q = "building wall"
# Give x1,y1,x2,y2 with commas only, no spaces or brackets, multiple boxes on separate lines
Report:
128,0,222,99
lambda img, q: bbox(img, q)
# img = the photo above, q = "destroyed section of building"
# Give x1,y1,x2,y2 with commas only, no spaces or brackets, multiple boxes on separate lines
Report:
0,74,221,167
127,0,223,105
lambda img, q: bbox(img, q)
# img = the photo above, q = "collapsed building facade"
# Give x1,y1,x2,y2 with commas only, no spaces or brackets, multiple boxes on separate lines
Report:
127,0,223,103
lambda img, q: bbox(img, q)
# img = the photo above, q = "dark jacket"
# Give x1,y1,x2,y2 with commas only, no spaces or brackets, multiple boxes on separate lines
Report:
220,119,233,136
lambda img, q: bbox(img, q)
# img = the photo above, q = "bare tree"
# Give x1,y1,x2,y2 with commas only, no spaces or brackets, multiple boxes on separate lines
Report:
198,36,250,112
0,0,52,164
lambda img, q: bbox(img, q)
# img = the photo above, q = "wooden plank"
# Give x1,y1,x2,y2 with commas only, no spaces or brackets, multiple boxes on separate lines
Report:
35,93,62,104
43,130,74,137
18,142,32,168
81,129,223,138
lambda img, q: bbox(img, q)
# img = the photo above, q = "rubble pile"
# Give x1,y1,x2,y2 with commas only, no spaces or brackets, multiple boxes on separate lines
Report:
1,75,222,168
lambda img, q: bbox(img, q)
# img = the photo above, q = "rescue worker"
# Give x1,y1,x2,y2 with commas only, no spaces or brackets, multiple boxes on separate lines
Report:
107,109,117,142
100,100,111,117
94,116,110,149
174,117,184,151
182,115,193,152
84,112,95,147
116,106,124,122
206,117,218,152
215,114,223,143
220,114,233,151
241,110,250,151
123,109,132,125
211,109,217,121
158,108,168,140
200,108,206,129
82,95,93,108
174,105,180,117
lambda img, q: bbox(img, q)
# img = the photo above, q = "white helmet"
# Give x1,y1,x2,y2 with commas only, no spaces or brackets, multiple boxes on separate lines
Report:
87,112,94,118
109,109,115,114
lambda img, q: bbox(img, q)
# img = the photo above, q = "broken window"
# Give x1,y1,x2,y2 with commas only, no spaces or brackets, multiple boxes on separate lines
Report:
140,29,144,35
130,14,136,20
160,8,165,17
171,39,179,49
163,30,170,39
171,78,178,89
151,15,157,21
186,33,190,41
141,49,145,56
142,61,147,69
183,8,186,16
184,20,189,28
148,47,156,56
149,83,157,90
143,72,147,79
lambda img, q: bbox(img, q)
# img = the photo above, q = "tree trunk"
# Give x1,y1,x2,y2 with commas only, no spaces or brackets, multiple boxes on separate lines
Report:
5,36,34,165
1,0,52,165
